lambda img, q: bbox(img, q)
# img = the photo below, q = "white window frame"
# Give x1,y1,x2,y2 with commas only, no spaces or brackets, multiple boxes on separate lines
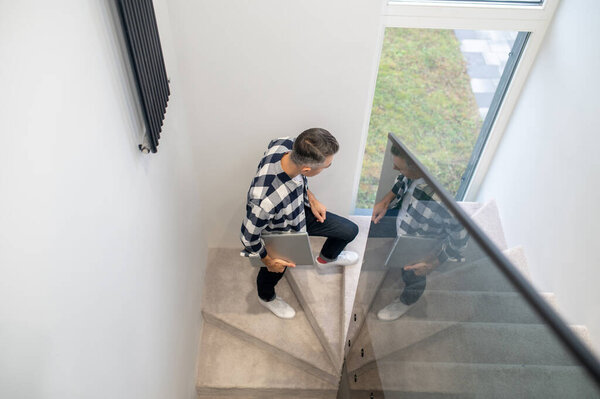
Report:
352,0,561,206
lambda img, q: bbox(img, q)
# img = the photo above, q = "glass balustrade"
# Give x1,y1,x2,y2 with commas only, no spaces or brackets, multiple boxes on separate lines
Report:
340,133,600,398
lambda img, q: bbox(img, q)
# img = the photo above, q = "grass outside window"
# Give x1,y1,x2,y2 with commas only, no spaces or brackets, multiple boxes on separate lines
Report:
357,28,482,209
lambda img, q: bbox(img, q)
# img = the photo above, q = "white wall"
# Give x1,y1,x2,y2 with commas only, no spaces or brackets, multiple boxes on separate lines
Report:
476,0,600,351
0,1,206,398
165,0,384,248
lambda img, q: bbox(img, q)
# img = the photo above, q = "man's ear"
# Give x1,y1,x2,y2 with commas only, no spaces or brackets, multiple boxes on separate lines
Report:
300,166,312,174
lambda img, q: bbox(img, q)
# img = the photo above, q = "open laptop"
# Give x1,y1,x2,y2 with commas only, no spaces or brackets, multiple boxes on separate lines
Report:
244,232,315,267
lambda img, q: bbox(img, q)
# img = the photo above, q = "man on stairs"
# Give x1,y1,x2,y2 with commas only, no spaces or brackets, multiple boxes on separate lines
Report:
241,128,360,319
371,143,468,321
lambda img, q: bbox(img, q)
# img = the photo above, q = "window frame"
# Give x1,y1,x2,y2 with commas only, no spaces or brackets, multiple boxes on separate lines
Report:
390,0,544,6
351,0,561,207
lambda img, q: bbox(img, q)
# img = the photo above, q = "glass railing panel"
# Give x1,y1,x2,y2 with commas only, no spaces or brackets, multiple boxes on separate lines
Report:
342,134,600,398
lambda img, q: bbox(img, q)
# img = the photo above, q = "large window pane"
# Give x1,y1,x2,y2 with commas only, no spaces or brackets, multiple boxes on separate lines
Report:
356,28,520,211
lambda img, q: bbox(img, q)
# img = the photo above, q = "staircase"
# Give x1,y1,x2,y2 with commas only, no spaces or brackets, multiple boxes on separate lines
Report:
195,200,597,398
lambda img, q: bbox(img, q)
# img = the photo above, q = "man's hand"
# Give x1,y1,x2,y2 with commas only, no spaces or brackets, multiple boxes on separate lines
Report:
403,258,440,276
371,191,396,224
371,200,388,224
262,254,296,273
310,199,327,223
307,189,326,223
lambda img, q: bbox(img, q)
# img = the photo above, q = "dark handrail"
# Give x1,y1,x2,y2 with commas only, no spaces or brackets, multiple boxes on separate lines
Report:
389,132,600,388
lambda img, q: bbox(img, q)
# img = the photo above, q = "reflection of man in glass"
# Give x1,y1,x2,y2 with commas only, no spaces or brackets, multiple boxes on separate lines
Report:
370,144,468,320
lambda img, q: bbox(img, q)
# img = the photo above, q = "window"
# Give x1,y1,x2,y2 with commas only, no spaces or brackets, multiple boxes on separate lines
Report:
352,0,559,211
356,28,524,210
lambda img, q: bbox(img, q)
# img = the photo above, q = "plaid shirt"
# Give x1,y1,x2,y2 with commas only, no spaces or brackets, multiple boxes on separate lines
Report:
390,174,468,263
240,137,309,258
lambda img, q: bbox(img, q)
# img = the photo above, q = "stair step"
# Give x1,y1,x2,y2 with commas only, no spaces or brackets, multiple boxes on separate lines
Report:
503,245,530,280
348,391,467,399
202,248,338,384
457,201,484,216
343,215,372,352
345,206,516,344
349,316,581,373
373,245,530,297
197,390,337,399
286,215,371,371
351,361,598,398
286,240,344,370
371,289,554,325
471,199,508,251
348,391,471,399
426,251,521,292
350,320,580,373
196,323,337,396
345,237,397,347
351,245,531,340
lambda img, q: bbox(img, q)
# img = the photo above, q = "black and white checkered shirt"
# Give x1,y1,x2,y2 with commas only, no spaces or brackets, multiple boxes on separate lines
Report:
390,174,468,263
241,137,309,258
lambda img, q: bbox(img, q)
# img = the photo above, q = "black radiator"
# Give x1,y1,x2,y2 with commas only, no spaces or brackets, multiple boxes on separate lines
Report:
117,0,170,153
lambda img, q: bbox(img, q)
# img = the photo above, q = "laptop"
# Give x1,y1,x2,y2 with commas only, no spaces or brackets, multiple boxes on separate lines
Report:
244,232,315,267
384,235,442,268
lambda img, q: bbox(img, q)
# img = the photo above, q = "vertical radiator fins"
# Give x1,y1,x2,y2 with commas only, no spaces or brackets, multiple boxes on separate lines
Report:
117,0,170,153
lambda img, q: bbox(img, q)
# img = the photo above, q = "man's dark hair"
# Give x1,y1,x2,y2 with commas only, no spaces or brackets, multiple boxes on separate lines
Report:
391,143,416,170
390,143,403,158
290,128,339,167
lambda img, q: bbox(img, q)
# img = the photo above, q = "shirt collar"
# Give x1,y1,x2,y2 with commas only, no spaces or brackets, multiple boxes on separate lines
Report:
275,152,305,190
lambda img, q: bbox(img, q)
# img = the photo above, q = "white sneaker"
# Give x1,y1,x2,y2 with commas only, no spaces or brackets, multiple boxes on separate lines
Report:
315,251,359,269
258,296,296,319
377,297,413,321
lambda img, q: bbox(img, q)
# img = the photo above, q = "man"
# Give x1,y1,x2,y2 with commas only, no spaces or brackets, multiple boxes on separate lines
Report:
371,143,468,321
241,128,360,319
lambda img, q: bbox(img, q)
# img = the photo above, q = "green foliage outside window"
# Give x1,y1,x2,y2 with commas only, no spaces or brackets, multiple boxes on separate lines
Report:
357,28,482,209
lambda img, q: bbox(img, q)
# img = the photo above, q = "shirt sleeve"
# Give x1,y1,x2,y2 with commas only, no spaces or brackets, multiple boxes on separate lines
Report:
437,210,469,264
388,175,407,210
391,175,405,196
240,201,271,258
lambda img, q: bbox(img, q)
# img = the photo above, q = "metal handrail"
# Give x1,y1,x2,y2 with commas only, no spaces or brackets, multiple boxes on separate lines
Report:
389,132,600,388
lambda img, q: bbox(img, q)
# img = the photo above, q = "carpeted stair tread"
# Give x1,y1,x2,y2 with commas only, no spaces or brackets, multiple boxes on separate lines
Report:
351,321,580,372
347,390,475,399
457,201,484,216
502,245,530,280
196,323,337,393
349,318,591,374
351,361,598,398
202,248,338,381
348,316,457,372
371,289,553,325
471,199,508,251
354,245,532,342
197,390,337,399
285,215,370,371
345,237,396,347
286,240,344,370
426,252,520,292
342,215,372,352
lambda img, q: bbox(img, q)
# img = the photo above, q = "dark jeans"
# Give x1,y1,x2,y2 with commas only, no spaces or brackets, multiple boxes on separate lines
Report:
369,208,426,306
257,206,359,301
